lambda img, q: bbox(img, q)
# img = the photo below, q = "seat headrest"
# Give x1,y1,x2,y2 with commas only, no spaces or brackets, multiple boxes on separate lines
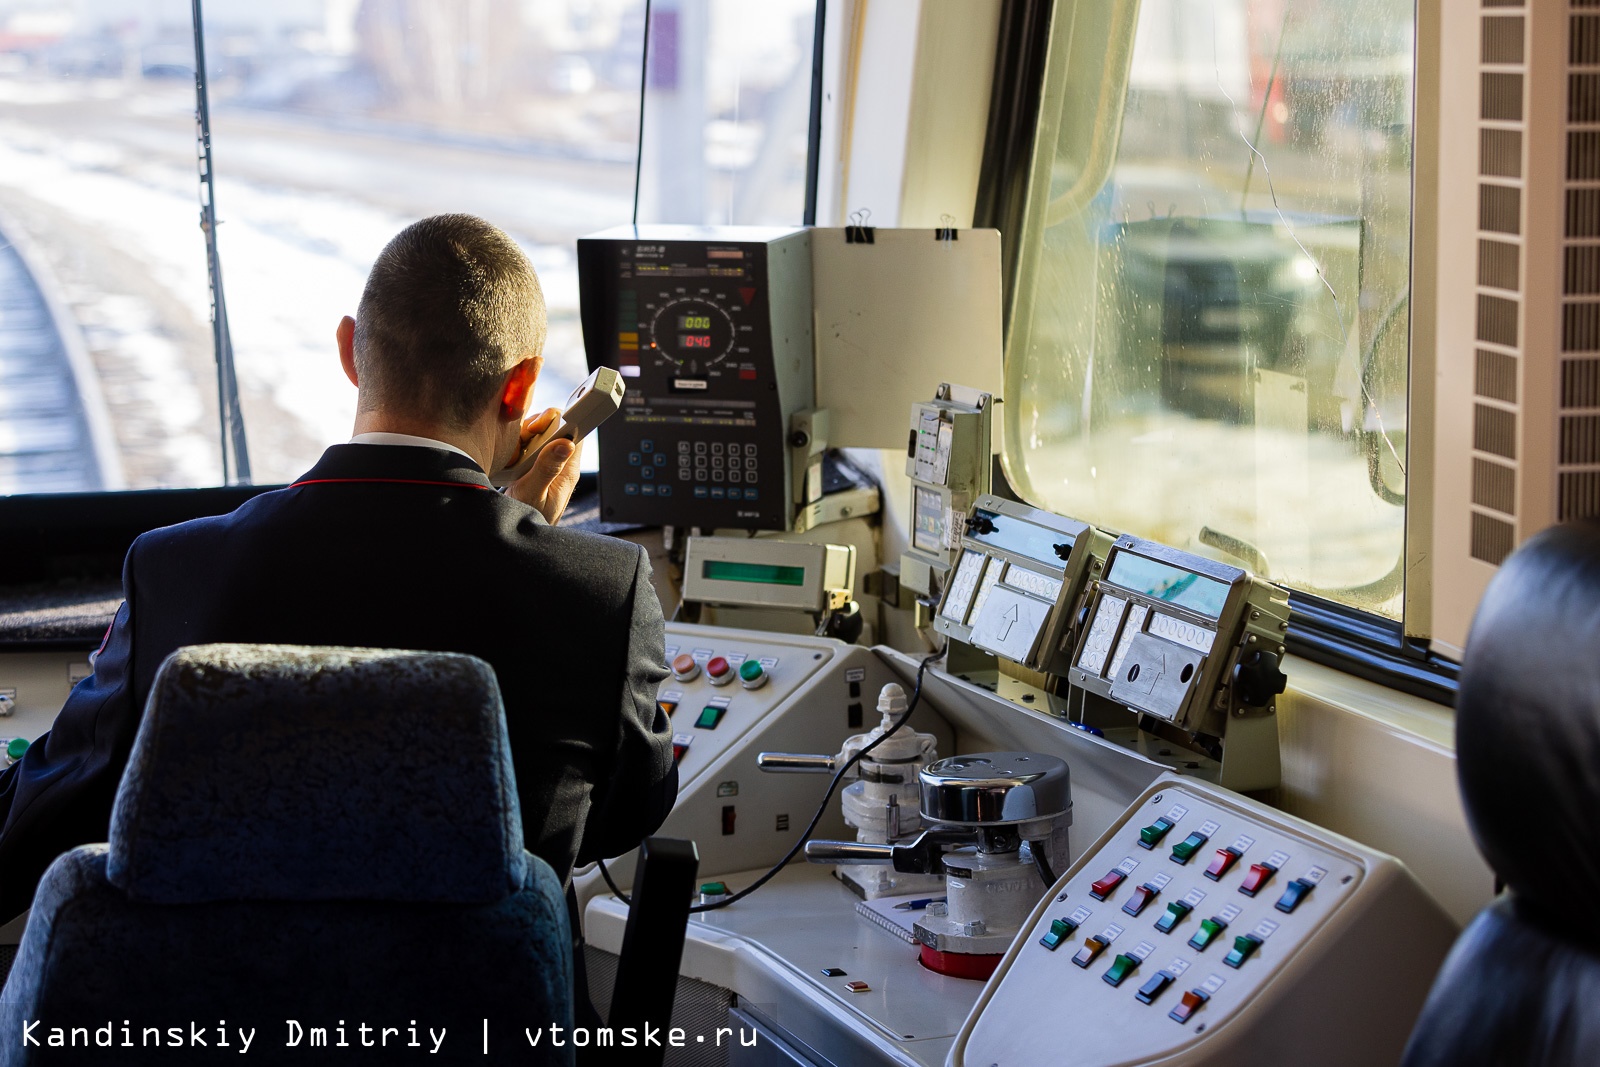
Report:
108,645,528,904
1457,521,1600,920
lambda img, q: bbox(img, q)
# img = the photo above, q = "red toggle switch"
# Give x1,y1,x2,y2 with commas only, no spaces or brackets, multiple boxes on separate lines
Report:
1168,988,1210,1024
1239,862,1279,897
1089,869,1128,900
1122,882,1160,917
1204,847,1243,881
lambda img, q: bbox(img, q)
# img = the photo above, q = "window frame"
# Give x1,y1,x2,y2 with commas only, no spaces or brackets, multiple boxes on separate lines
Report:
974,0,1457,705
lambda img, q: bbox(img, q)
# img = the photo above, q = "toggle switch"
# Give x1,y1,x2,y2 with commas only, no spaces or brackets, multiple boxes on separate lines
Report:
1071,935,1109,968
1136,970,1176,1005
1155,900,1193,934
1138,816,1176,849
1169,988,1210,1024
657,699,678,719
1204,847,1243,881
1123,882,1161,917
1224,933,1263,968
1102,953,1140,987
1090,869,1128,900
1239,862,1278,897
1039,917,1079,951
1170,832,1209,865
695,705,726,729
1188,916,1227,952
1276,877,1315,913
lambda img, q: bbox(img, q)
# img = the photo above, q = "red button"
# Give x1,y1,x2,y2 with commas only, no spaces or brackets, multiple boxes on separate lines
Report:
1089,869,1127,900
1204,847,1242,881
1122,883,1160,917
706,657,732,683
1240,863,1278,897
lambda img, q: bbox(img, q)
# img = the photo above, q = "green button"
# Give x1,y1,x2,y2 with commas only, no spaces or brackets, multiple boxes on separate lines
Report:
1155,900,1192,934
696,706,726,729
1103,953,1140,987
1139,817,1175,849
1039,917,1079,951
700,882,729,896
5,737,28,761
739,659,765,682
1224,934,1263,969
1170,832,1209,864
1188,917,1226,952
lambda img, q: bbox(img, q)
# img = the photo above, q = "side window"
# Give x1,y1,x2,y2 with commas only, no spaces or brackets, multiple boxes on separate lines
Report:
1003,0,1414,620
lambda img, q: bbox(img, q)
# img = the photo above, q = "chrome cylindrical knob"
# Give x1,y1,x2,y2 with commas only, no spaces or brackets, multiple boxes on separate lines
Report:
918,752,1071,826
804,840,896,864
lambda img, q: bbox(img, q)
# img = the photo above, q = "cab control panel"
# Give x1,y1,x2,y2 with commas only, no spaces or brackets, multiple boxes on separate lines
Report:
658,625,834,785
953,775,1455,1067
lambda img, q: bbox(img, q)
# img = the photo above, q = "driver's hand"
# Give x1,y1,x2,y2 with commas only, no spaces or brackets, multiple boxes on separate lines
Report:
508,408,582,524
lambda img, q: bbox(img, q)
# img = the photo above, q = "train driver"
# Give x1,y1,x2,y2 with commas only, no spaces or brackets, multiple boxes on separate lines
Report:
0,213,677,922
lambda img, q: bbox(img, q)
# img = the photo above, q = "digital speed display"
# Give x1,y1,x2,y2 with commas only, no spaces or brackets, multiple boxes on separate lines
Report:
678,334,713,349
678,315,712,330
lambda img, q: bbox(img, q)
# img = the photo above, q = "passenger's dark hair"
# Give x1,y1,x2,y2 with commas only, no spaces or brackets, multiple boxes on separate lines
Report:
353,214,546,428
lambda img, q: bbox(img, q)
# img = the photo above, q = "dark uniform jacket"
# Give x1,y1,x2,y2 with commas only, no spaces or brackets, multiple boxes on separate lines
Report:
0,443,675,920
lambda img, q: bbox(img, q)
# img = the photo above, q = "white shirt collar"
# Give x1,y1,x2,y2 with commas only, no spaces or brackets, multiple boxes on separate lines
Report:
348,431,476,462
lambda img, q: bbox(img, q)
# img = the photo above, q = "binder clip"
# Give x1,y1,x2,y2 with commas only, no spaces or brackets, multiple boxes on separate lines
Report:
935,213,958,242
846,208,875,244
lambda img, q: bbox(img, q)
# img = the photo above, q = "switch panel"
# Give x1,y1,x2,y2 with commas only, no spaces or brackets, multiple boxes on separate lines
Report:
951,774,1458,1067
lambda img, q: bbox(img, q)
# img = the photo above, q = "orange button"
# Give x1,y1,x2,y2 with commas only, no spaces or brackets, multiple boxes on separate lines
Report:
671,654,700,681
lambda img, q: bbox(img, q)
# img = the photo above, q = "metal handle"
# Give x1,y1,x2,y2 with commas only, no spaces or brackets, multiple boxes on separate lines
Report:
804,841,895,864
757,752,838,774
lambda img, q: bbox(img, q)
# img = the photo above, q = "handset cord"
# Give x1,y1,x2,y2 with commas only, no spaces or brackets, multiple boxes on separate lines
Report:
597,646,945,912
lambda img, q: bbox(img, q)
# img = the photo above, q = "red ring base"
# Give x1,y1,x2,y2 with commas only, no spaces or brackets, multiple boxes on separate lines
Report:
918,944,1004,980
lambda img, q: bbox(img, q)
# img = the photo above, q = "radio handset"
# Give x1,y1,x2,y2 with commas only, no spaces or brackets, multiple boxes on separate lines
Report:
492,366,625,488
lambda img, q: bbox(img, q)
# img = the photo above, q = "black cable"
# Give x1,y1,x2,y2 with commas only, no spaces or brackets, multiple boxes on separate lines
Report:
597,857,632,906
1032,849,1056,889
631,0,652,227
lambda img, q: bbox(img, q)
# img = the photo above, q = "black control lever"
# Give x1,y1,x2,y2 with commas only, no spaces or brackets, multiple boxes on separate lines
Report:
1233,650,1288,707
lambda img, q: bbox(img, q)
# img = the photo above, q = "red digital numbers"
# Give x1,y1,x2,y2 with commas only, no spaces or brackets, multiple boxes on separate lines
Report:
679,334,712,349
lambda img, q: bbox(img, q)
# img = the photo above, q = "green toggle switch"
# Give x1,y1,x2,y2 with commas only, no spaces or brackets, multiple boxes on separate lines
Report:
1155,900,1193,934
695,705,726,729
1188,916,1227,952
1139,816,1176,849
1224,933,1264,969
1040,917,1079,951
1170,831,1209,864
1103,953,1140,987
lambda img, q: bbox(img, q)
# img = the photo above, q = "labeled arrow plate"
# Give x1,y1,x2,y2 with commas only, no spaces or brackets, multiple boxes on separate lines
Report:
969,583,1054,664
1108,631,1205,723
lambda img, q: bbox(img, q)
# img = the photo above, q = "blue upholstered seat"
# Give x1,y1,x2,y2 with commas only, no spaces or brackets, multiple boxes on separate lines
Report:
0,645,573,1066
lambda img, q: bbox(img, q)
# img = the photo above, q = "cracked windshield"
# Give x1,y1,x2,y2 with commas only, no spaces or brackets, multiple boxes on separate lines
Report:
0,0,814,492
1005,0,1411,618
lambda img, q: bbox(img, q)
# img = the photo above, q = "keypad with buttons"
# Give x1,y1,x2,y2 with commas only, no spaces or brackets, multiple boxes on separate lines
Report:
620,436,761,503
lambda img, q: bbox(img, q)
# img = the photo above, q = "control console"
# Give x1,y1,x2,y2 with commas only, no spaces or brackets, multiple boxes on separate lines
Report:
952,775,1455,1066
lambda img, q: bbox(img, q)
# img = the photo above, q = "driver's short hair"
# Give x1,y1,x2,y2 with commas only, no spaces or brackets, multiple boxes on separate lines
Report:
353,214,546,429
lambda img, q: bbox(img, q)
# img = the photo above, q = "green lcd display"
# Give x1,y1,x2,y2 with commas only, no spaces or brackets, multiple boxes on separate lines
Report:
703,560,807,587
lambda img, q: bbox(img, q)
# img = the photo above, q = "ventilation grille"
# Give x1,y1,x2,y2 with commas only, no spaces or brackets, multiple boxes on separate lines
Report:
1471,1,1526,562
1567,2,1600,520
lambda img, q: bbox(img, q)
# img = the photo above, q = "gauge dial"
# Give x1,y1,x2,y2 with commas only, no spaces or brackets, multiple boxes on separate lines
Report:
648,297,736,371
